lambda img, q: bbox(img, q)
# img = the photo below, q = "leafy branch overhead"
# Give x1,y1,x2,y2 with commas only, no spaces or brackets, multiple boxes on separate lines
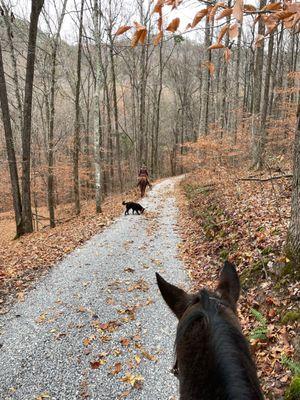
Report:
115,0,300,48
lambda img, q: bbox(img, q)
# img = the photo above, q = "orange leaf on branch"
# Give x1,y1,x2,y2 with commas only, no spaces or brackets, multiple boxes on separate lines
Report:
283,15,296,29
243,4,257,12
158,14,163,31
131,22,147,47
224,47,231,62
209,2,225,21
165,0,183,9
115,26,132,35
208,43,225,49
153,31,163,46
217,24,229,42
264,14,279,33
153,0,164,14
232,0,244,23
203,61,215,76
255,33,265,47
262,2,282,11
166,17,180,32
133,21,147,31
216,7,233,20
275,10,295,20
191,9,208,28
228,22,239,39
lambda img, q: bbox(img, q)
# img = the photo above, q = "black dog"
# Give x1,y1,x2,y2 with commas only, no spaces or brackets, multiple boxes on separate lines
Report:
122,201,145,215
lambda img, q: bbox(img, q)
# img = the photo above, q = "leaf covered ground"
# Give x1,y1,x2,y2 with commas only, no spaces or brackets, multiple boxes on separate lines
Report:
176,167,300,399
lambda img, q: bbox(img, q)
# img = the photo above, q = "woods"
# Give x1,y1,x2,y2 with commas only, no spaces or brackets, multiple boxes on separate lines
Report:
0,1,299,236
0,0,299,398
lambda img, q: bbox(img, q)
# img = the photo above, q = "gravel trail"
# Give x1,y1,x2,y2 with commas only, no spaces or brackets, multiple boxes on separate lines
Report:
0,177,189,400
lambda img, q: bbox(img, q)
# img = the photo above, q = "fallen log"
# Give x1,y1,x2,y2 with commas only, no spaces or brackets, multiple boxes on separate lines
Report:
238,174,292,182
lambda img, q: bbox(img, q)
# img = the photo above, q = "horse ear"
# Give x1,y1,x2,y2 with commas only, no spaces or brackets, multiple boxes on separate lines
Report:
217,261,240,310
156,273,190,319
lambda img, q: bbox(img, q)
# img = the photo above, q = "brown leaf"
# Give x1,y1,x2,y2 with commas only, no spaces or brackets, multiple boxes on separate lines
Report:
243,4,256,12
115,26,132,36
131,28,147,48
158,14,163,32
133,21,147,31
153,31,163,46
166,17,180,32
255,34,264,47
216,8,233,20
153,0,164,14
232,0,244,23
264,14,278,34
262,2,282,11
120,372,144,387
208,43,225,50
120,337,130,346
111,362,122,375
209,2,225,21
191,9,208,28
224,47,231,62
90,361,101,369
140,349,157,361
228,22,239,39
217,24,229,43
275,10,295,21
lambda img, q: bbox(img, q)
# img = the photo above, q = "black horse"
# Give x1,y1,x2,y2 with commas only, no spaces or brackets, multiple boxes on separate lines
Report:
156,261,264,400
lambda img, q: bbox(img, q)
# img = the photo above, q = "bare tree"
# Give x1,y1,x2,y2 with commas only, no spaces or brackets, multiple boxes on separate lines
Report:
0,39,23,236
44,0,68,227
286,98,300,278
21,0,45,233
73,0,84,215
93,0,102,213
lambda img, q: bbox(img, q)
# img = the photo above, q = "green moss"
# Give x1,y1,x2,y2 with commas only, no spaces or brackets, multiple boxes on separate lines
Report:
281,310,300,325
183,184,214,200
285,376,300,400
219,249,230,261
240,260,266,288
261,246,274,256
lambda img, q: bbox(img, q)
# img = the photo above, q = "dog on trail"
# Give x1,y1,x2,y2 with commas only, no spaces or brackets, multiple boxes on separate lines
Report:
122,201,145,215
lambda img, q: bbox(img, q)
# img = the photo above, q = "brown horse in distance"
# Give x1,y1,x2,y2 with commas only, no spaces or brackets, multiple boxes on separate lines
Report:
137,176,150,197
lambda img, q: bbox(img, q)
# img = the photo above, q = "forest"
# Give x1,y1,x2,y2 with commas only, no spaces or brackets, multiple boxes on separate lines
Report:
0,0,299,399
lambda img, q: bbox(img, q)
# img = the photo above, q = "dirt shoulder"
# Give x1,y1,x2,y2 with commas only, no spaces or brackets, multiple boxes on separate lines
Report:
0,189,138,313
175,168,299,399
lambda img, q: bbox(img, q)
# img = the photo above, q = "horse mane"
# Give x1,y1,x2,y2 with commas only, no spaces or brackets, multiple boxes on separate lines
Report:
175,289,263,400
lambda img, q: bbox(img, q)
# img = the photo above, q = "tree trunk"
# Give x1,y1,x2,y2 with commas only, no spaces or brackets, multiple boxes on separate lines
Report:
93,0,102,213
232,25,242,142
260,32,274,149
153,40,164,177
0,40,24,237
250,0,266,169
286,99,300,279
109,31,123,191
21,0,45,233
199,13,211,136
47,0,68,228
73,0,84,215
1,1,23,131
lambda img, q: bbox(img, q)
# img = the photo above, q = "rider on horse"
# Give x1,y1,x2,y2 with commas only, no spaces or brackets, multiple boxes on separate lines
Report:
138,164,151,186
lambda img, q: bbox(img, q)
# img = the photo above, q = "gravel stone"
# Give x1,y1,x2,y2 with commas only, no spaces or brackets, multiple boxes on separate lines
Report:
0,177,189,400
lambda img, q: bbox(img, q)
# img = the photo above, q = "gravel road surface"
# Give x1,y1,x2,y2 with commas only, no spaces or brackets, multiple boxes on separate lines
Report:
0,177,189,400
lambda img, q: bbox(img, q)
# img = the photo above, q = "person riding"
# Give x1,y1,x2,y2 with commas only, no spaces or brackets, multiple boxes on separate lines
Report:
138,164,149,178
138,164,151,188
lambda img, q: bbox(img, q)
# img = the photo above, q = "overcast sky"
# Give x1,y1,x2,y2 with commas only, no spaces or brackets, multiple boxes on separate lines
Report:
10,0,201,44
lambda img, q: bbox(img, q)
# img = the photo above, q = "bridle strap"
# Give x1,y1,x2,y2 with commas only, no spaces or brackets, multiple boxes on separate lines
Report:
171,359,179,379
